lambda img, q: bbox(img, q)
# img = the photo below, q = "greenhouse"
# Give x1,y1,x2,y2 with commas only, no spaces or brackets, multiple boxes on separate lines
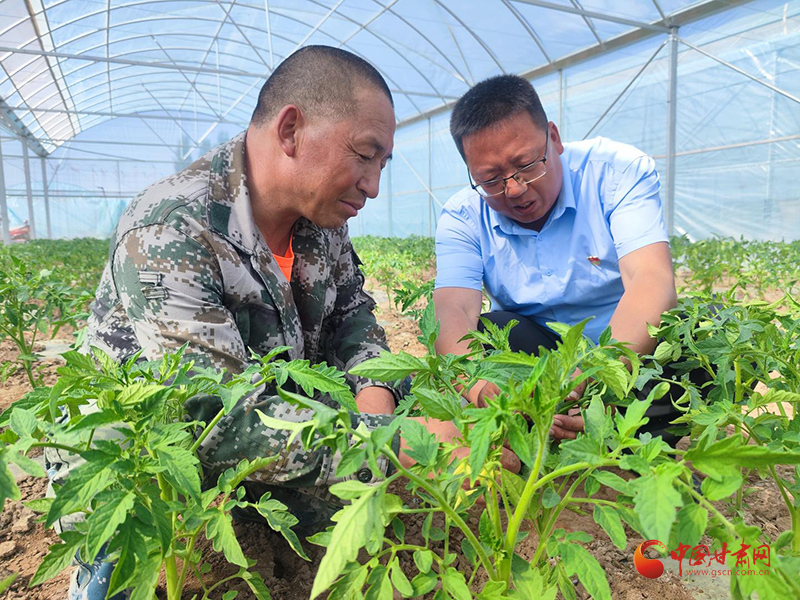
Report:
0,1,799,599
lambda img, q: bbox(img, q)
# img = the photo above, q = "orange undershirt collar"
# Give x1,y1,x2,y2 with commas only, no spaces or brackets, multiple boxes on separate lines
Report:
272,234,294,282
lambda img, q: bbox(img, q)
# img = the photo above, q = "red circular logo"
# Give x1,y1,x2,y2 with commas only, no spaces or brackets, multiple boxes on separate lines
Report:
634,540,668,579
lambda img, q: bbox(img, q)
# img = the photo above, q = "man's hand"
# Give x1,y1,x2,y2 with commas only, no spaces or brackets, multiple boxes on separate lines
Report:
400,417,521,475
551,408,584,440
354,386,396,414
551,369,588,440
471,380,500,408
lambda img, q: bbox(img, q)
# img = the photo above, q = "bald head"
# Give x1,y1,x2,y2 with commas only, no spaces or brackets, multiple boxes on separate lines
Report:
250,45,393,127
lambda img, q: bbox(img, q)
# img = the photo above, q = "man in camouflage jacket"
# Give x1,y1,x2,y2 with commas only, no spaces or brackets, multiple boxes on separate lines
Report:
51,46,421,600
84,129,400,490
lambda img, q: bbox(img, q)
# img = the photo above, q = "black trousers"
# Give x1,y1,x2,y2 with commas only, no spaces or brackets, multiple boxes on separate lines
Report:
479,311,687,446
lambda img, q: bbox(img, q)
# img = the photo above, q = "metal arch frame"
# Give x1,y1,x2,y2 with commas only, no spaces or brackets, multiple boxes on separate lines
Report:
10,67,256,126
206,0,438,120
7,0,490,144
372,0,472,85
396,0,751,128
338,0,399,49
173,0,270,117
569,0,602,46
301,0,446,106
0,43,269,77
500,0,553,65
56,79,253,121
511,0,669,32
433,0,506,74
287,0,346,55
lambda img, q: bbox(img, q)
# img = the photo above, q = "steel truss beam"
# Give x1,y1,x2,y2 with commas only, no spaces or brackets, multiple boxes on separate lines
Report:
512,0,669,32
398,0,749,128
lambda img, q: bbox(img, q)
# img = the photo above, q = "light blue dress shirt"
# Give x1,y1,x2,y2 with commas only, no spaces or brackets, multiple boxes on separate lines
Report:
435,136,669,343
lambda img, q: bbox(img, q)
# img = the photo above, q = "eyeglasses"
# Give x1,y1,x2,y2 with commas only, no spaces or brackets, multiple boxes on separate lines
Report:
469,133,549,198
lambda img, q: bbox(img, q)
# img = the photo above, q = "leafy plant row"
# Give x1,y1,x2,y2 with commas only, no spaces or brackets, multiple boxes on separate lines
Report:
1,292,799,599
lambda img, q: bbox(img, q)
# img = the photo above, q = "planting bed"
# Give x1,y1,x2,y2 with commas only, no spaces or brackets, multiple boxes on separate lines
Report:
1,236,799,599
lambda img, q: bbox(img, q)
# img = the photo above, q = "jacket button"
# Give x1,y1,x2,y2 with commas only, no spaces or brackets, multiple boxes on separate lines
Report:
356,468,372,483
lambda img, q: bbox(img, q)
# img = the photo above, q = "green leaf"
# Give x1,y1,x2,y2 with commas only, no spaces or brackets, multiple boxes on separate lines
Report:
701,472,743,501
276,360,357,412
128,550,161,600
47,450,115,527
560,435,604,465
400,418,438,467
591,471,631,495
223,590,239,600
686,435,800,480
442,567,471,600
468,411,498,479
0,573,18,595
336,446,367,478
414,549,434,574
674,503,707,548
411,387,462,421
256,496,310,561
9,407,38,437
219,381,255,414
411,572,438,596
207,510,248,568
0,452,20,511
390,558,415,597
592,505,627,550
157,446,201,504
148,496,173,552
349,352,426,382
310,487,379,599
542,487,560,509
30,531,83,586
23,497,53,513
614,397,653,439
583,396,612,442
559,542,611,600
391,517,405,543
630,463,683,544
510,567,557,600
85,490,136,562
106,519,149,597
243,570,273,600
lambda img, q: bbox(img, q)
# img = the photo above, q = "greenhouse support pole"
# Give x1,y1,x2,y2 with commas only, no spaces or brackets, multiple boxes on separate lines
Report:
41,157,52,239
665,27,678,237
22,142,36,239
0,138,11,245
764,51,778,225
387,157,394,237
428,118,433,238
558,69,564,134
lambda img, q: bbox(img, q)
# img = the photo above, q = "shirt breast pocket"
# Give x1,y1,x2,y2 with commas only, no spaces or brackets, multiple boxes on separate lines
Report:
234,303,284,355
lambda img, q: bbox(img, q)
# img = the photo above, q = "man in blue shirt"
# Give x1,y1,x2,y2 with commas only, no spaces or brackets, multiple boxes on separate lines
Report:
434,74,678,441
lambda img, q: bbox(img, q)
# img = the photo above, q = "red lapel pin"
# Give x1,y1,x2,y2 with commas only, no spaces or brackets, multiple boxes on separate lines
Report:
587,255,601,267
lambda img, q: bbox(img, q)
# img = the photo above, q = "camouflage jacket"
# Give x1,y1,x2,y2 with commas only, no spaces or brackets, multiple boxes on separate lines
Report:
85,132,398,492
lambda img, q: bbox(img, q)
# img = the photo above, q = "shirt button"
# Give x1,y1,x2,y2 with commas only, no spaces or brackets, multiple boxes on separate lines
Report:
356,468,373,483
545,270,553,276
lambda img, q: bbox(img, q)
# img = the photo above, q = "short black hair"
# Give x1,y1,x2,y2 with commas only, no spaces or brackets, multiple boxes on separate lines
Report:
450,74,548,160
250,45,393,126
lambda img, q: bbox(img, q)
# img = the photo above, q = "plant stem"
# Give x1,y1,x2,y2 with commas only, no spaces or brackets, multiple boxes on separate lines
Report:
498,432,546,584
175,529,201,595
677,480,738,537
190,408,226,453
365,432,497,580
157,472,179,599
30,441,84,455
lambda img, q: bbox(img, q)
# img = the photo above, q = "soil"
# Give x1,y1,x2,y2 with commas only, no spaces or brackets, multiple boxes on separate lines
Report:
0,285,791,600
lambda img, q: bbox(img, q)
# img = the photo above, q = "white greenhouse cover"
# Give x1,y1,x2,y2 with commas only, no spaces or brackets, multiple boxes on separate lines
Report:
0,0,798,240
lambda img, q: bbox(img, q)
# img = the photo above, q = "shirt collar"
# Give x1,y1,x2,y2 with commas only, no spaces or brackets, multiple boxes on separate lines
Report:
490,151,576,236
